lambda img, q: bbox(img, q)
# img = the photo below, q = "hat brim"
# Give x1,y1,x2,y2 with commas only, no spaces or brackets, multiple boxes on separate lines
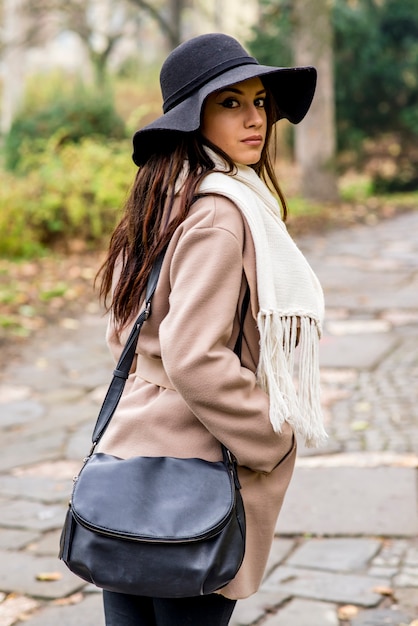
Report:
133,63,316,166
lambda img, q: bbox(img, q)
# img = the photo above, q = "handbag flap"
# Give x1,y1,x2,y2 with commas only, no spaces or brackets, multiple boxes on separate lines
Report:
71,453,236,542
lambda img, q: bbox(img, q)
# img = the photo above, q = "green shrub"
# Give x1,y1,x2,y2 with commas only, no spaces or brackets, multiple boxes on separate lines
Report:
4,90,127,171
0,138,135,257
373,170,418,193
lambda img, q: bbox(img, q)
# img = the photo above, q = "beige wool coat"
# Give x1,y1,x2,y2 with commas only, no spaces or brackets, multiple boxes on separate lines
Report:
97,193,297,600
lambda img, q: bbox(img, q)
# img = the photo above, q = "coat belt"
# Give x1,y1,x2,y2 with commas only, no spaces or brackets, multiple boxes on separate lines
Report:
135,353,175,390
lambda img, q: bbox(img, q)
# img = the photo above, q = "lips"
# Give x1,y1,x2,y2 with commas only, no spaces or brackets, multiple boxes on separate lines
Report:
241,135,263,146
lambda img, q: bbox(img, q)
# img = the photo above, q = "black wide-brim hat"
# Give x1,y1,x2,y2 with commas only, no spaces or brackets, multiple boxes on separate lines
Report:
132,33,317,166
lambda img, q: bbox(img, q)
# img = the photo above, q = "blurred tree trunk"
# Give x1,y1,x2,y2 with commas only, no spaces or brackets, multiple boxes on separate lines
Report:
170,0,182,48
293,0,339,202
127,0,185,50
65,0,122,88
1,0,25,134
213,0,223,30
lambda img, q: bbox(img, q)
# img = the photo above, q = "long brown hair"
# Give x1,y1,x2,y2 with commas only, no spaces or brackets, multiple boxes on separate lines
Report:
97,92,287,330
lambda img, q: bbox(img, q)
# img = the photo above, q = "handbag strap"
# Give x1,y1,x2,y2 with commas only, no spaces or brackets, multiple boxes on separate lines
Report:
91,250,166,445
90,252,250,453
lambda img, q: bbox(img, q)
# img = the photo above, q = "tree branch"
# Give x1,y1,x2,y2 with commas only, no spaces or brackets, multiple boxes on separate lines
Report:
126,0,176,46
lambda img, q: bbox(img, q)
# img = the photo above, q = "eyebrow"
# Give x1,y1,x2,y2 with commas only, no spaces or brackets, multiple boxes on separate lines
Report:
215,87,267,97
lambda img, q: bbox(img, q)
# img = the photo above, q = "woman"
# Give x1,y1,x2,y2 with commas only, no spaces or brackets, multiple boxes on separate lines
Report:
97,33,326,626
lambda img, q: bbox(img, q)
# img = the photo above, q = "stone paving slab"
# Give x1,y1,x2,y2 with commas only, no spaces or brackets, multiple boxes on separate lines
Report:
0,549,85,598
262,566,389,606
0,400,45,428
405,547,418,566
42,399,99,432
230,591,289,626
319,332,398,369
277,466,418,536
351,607,413,625
0,475,73,504
15,593,103,626
0,528,40,550
393,588,418,616
65,422,96,460
2,363,71,394
322,282,418,310
262,599,339,626
394,567,418,588
286,538,381,572
1,499,67,532
262,538,296,580
0,432,65,472
30,529,63,557
0,594,39,626
40,387,88,405
317,267,394,304
1,318,110,394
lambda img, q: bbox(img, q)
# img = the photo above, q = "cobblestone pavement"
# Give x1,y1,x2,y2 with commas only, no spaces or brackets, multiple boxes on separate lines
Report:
0,211,417,625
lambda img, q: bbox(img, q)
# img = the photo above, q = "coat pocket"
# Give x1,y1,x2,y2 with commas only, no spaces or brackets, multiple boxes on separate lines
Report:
272,433,296,471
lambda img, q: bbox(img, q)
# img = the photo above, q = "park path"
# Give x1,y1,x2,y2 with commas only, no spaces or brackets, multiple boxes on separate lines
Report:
0,211,417,626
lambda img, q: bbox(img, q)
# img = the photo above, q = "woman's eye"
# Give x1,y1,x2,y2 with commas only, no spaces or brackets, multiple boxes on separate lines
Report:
255,97,266,108
220,98,239,109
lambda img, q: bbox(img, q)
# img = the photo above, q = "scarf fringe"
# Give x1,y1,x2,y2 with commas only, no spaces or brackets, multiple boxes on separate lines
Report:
257,312,328,447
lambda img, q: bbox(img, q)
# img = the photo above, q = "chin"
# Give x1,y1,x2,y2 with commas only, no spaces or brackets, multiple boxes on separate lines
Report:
242,151,263,166
238,157,261,166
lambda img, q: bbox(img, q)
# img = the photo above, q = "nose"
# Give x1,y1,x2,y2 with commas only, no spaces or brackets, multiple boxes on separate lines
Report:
245,104,264,128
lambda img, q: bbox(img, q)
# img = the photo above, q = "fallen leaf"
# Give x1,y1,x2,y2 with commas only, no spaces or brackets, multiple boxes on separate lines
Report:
337,605,359,620
53,592,84,606
372,585,393,596
35,572,62,582
351,420,370,431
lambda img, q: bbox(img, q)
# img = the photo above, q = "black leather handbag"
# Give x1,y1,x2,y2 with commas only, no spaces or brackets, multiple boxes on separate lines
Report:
59,252,247,598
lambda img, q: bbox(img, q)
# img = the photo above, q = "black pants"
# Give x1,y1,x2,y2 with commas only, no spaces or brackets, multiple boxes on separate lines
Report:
103,590,236,626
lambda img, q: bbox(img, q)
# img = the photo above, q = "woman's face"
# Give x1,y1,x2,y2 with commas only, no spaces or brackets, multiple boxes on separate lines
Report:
201,76,267,165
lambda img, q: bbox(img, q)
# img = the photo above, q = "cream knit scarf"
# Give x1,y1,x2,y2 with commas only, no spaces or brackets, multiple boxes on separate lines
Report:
198,152,327,447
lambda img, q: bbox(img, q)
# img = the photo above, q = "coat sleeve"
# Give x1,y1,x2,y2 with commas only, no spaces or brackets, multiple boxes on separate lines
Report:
159,200,294,474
